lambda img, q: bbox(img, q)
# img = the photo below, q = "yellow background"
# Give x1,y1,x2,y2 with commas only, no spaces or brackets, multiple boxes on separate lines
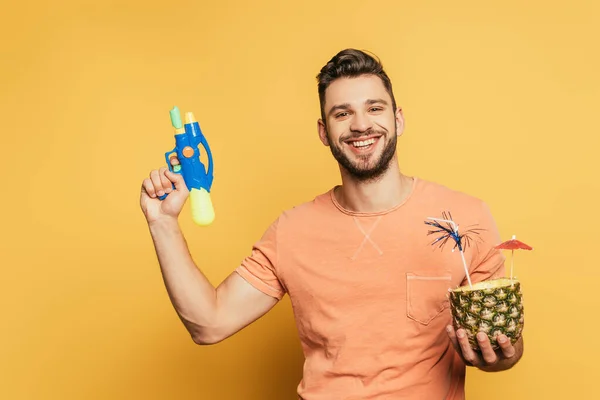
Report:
1,0,598,398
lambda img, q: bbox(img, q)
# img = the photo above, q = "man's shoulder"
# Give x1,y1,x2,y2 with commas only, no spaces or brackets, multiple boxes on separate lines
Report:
415,176,488,209
261,189,337,234
279,188,335,220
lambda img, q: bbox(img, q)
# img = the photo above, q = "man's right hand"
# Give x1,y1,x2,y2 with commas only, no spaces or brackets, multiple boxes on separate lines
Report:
140,165,189,224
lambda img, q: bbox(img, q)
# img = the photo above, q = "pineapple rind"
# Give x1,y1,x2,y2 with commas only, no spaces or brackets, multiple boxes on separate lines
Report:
449,279,523,351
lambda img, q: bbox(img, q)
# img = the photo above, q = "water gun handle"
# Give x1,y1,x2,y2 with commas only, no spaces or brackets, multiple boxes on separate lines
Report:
187,121,214,226
200,135,214,188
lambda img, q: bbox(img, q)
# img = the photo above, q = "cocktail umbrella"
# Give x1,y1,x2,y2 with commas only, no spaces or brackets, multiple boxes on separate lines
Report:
495,235,533,281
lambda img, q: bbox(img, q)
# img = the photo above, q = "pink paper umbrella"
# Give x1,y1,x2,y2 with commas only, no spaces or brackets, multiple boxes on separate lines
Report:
495,235,533,281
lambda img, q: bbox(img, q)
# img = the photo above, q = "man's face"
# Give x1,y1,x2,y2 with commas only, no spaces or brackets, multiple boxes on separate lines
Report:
318,75,403,182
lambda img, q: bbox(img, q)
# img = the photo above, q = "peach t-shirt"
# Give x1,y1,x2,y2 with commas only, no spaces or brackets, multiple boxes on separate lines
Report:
236,177,505,400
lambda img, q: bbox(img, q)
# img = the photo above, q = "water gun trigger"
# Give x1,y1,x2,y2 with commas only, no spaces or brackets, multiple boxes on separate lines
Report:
165,149,182,173
158,149,179,200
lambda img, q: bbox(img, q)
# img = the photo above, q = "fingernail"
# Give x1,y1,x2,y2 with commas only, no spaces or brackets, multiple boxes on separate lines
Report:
498,336,507,343
157,191,164,196
446,326,452,333
457,330,465,338
477,332,487,341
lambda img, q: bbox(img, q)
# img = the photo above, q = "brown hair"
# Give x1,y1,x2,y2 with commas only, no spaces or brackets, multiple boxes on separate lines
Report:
316,49,397,122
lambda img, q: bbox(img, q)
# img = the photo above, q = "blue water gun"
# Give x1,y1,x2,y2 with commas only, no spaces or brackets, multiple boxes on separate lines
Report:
158,106,215,225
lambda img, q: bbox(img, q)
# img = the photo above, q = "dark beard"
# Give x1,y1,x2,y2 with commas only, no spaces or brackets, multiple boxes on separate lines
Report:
327,128,397,182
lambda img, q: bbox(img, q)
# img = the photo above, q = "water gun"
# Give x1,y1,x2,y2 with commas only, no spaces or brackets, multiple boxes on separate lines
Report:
158,106,215,226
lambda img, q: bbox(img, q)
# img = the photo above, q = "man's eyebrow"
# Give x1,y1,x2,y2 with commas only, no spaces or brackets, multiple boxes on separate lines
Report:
327,103,351,117
366,98,389,105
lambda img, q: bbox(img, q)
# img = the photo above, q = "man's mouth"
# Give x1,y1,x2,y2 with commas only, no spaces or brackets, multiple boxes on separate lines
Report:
345,136,381,152
350,138,376,148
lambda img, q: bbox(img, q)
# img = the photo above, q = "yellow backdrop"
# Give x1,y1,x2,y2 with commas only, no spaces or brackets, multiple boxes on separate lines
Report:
2,0,598,398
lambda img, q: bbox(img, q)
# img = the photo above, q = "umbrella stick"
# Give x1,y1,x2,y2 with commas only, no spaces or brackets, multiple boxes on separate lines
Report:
510,249,514,286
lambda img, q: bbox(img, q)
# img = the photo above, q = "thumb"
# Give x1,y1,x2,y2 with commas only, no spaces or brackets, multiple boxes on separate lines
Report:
165,170,188,191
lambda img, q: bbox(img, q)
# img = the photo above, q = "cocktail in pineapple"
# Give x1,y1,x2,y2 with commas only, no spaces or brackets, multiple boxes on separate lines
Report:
425,215,531,351
449,236,531,350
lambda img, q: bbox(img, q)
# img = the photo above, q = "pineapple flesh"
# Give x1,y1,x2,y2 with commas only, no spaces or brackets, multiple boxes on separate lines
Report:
449,278,524,350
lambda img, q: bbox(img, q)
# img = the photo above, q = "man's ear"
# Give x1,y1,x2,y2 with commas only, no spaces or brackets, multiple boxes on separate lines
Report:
395,107,405,137
317,119,330,146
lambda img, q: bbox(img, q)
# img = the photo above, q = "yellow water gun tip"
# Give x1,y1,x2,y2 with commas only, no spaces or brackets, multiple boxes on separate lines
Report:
185,112,197,124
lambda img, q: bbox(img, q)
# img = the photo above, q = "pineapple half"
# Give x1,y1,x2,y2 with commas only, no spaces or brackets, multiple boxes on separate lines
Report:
449,278,524,350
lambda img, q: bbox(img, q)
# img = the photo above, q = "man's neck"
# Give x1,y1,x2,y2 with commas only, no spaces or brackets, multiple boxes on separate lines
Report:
334,162,414,213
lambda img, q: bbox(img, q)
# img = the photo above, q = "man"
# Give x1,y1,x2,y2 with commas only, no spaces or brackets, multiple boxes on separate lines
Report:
140,49,524,399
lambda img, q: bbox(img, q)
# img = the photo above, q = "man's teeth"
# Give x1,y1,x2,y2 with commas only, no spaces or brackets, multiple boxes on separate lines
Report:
351,138,376,148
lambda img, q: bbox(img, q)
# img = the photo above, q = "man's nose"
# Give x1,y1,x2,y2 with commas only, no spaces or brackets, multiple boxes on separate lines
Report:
350,112,373,133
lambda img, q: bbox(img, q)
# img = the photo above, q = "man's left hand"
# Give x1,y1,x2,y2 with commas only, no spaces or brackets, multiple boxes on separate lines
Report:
446,325,523,371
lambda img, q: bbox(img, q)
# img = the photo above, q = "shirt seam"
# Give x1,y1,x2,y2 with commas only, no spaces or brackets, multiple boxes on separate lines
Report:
235,265,284,299
329,176,418,217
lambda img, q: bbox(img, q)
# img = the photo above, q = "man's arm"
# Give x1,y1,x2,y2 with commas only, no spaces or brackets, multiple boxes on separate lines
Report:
141,167,279,345
149,217,278,344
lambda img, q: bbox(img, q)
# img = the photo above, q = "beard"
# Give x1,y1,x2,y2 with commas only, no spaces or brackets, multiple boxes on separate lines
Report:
327,127,397,182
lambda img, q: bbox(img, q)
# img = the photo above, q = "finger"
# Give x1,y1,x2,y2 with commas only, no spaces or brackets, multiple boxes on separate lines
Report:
165,169,188,191
457,329,481,367
158,167,173,193
169,155,180,166
497,335,516,359
446,326,473,366
141,178,156,198
446,325,460,351
477,332,498,365
150,170,165,197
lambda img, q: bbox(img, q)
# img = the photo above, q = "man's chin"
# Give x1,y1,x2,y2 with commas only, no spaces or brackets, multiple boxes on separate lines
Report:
330,145,394,181
343,162,391,182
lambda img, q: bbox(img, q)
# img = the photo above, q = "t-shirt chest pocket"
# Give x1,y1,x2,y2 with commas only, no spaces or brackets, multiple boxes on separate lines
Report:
406,271,452,325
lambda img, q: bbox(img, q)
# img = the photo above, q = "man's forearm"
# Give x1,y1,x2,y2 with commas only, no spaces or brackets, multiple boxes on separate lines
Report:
148,217,219,343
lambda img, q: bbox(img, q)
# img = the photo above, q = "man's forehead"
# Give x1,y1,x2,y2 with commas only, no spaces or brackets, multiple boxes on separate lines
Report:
324,75,390,107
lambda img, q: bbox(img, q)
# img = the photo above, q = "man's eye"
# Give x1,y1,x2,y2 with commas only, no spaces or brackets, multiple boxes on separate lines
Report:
369,107,383,112
336,112,348,118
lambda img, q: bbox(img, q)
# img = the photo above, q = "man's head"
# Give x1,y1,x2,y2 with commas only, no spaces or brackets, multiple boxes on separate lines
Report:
316,49,404,182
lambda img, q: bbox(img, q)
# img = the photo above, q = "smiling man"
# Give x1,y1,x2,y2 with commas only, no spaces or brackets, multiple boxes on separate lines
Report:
140,49,524,400
320,76,398,182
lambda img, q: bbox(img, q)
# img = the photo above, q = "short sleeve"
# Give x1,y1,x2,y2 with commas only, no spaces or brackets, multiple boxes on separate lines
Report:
235,218,286,300
464,201,506,285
